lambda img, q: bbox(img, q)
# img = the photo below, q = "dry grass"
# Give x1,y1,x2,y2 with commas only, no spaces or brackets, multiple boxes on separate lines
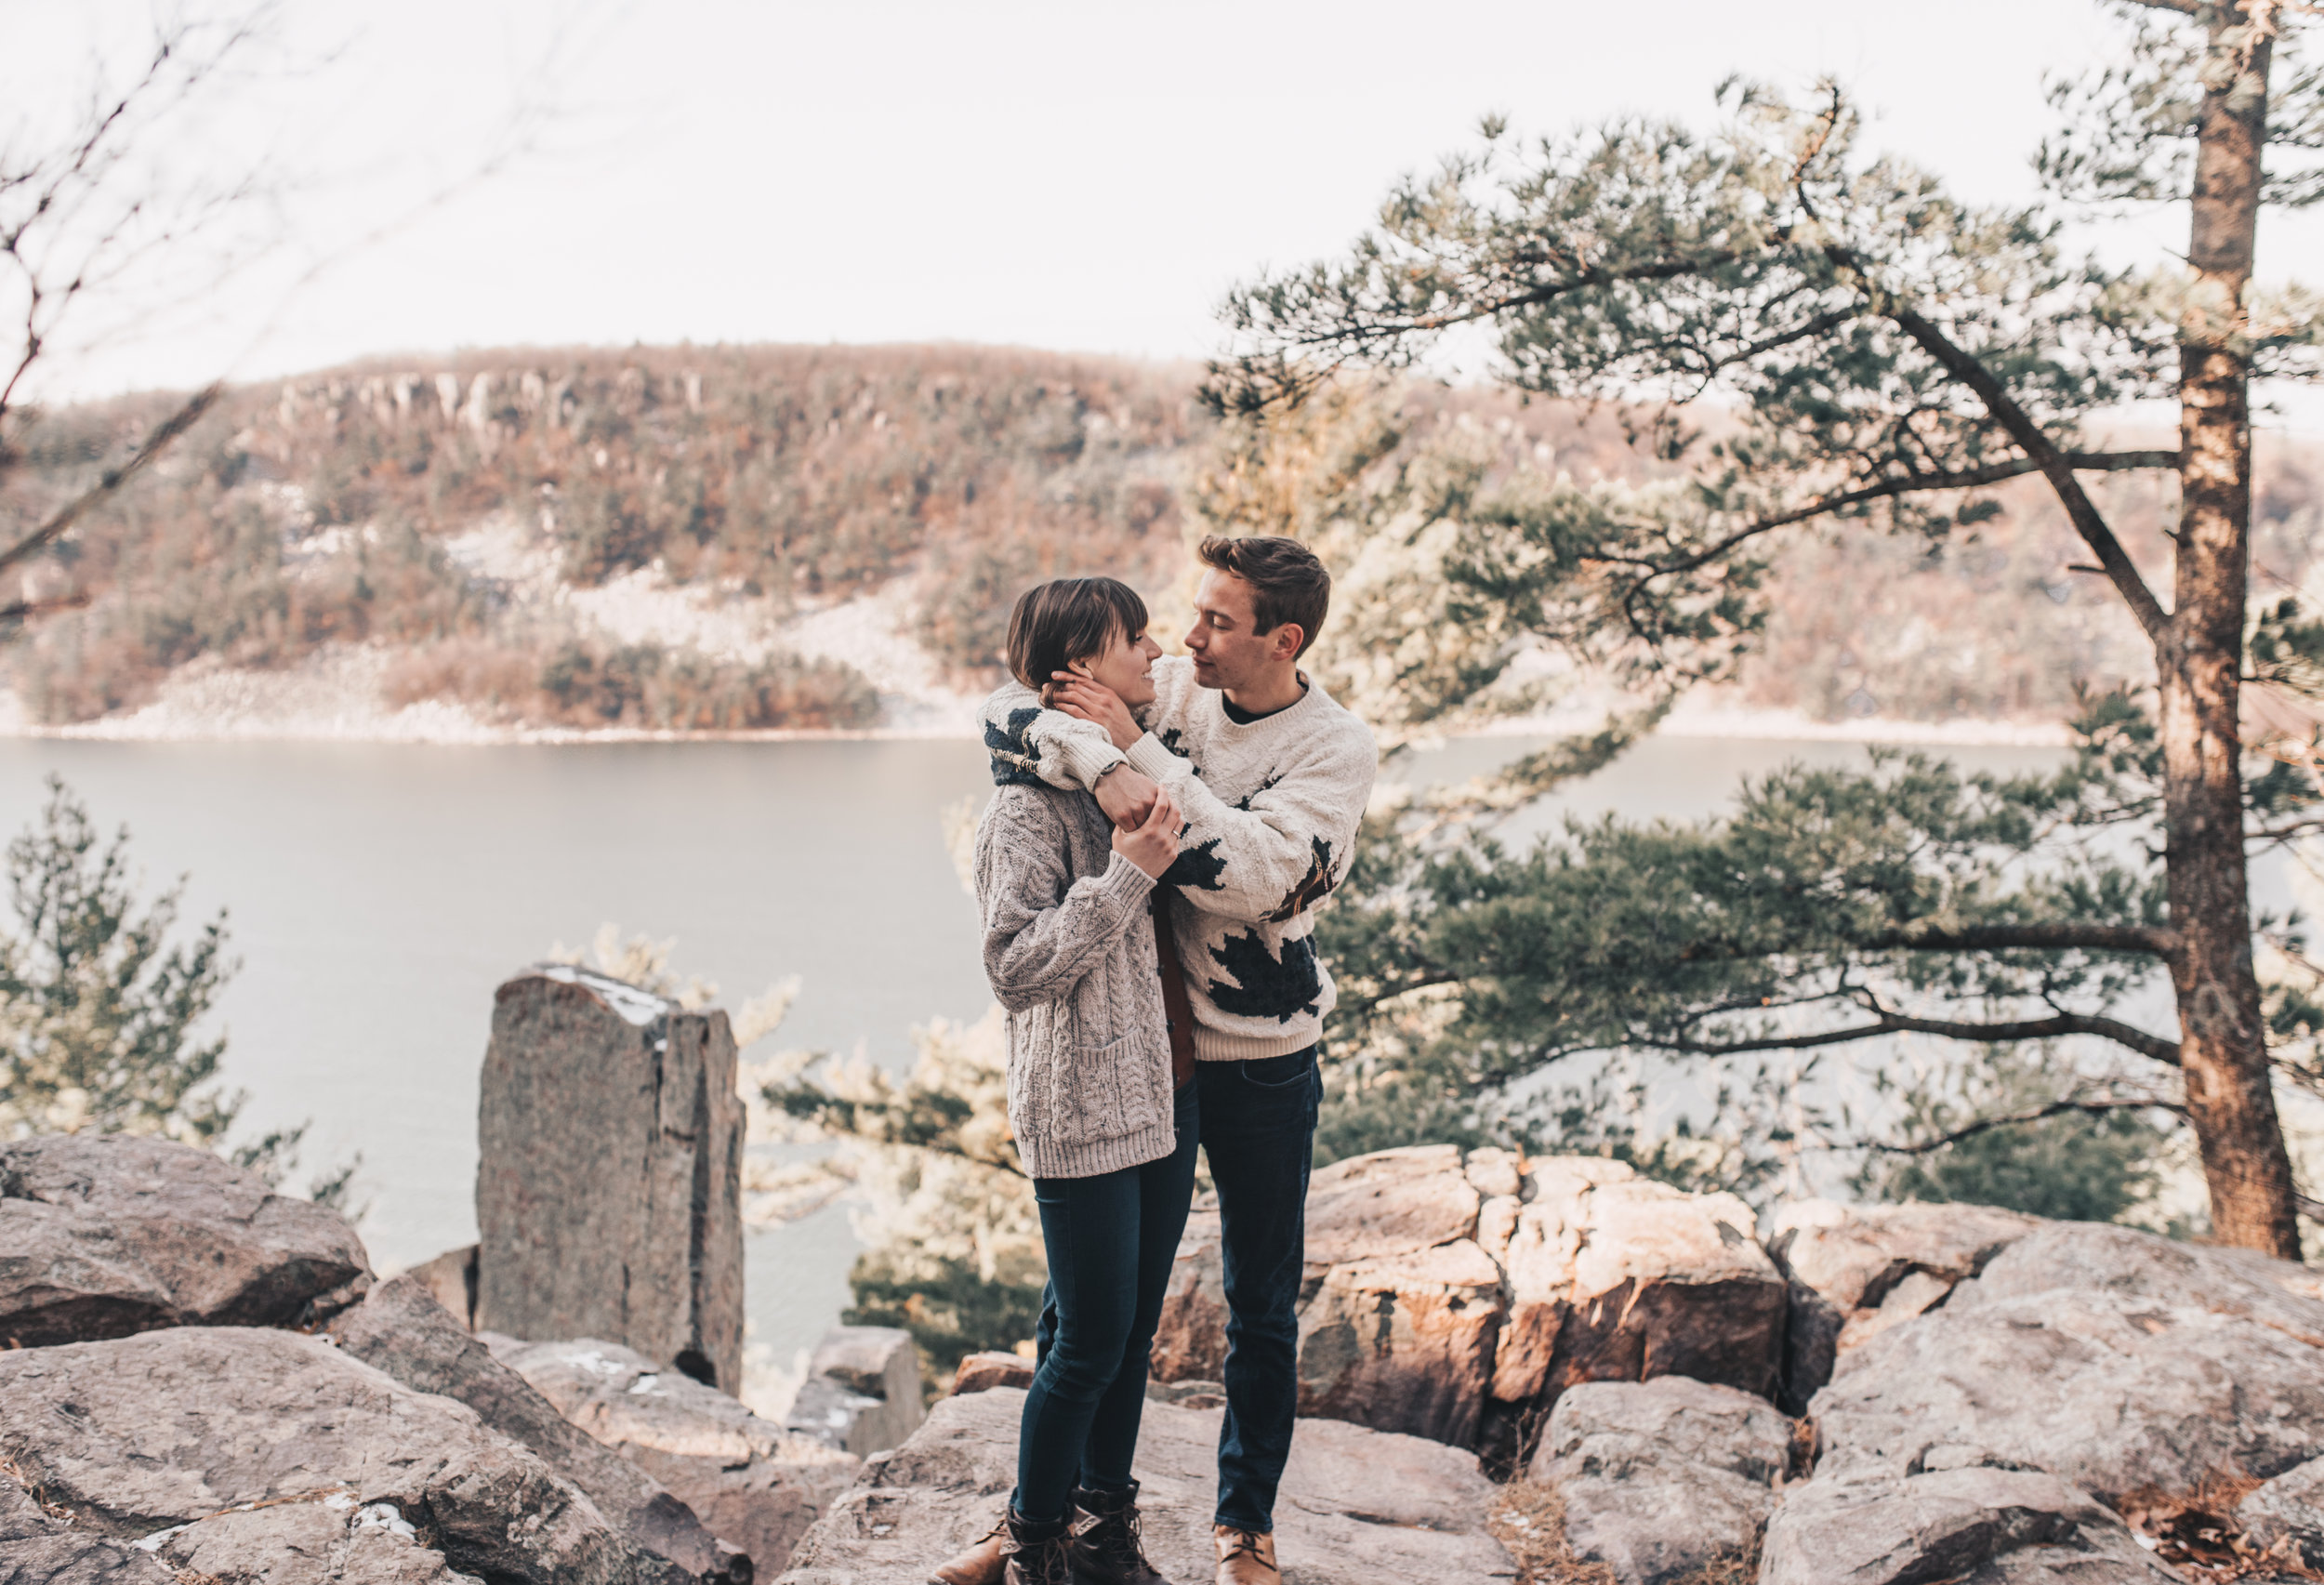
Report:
2114,1471,2319,1582
1488,1480,1615,1585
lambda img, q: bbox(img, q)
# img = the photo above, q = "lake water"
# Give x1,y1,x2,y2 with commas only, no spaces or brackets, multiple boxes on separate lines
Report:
0,732,2106,1367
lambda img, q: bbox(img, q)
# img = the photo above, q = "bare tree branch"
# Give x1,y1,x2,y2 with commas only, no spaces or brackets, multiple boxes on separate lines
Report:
0,382,218,577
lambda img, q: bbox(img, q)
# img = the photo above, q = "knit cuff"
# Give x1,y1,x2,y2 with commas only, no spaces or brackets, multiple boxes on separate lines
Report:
1096,850,1158,905
1053,724,1130,791
1125,733,1187,785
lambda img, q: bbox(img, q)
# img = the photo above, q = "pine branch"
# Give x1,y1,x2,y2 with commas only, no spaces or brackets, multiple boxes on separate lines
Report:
1877,300,2172,643
1670,919,2179,961
1856,1094,2182,1156
1591,451,2178,583
1673,1008,2183,1065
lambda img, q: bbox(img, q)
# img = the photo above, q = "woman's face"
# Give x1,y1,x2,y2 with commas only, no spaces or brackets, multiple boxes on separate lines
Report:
1072,623,1162,707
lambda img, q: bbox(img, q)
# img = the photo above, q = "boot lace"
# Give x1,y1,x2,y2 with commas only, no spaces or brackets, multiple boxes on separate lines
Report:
1084,1502,1150,1569
1220,1528,1269,1563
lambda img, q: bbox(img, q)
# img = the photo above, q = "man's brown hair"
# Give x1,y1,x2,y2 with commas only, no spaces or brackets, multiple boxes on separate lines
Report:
1005,576,1150,692
1196,535,1331,658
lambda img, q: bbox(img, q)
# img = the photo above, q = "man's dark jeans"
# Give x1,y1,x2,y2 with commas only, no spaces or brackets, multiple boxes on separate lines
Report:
1015,1080,1201,1524
1195,1045,1320,1533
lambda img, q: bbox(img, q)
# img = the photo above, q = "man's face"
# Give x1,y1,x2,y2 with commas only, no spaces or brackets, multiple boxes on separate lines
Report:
1183,569,1292,692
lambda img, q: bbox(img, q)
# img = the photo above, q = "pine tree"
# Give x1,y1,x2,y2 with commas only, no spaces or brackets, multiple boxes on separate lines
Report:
1213,2,2324,1253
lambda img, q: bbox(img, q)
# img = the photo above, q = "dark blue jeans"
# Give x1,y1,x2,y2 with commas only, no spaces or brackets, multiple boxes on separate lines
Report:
1195,1046,1321,1533
1014,1080,1201,1524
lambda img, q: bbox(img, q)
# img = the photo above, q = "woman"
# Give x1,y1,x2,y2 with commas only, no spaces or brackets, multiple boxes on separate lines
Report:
932,576,1194,1585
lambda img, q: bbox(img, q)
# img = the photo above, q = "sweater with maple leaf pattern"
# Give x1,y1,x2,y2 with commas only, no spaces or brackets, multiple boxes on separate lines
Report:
983,655,1378,1063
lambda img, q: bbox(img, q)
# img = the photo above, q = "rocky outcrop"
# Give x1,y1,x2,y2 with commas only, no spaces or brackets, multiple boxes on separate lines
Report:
1808,1222,2324,1499
0,1132,369,1344
495,1335,862,1578
1771,1199,2041,1355
403,1242,479,1329
1763,1219,2324,1583
1530,1375,1794,1585
0,1327,674,1585
331,1274,747,1584
2238,1453,2324,1568
1759,1467,2180,1585
949,1351,1034,1395
1150,1145,1787,1455
784,1327,925,1457
1,1468,180,1584
772,1386,1513,1584
476,966,746,1392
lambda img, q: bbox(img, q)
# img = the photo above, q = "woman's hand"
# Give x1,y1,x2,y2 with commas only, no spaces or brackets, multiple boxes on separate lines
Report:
1050,674,1141,751
1112,786,1181,879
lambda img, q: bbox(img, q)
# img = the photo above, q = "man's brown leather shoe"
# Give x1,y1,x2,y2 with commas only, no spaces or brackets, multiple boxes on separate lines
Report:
929,1514,1009,1585
1212,1526,1278,1585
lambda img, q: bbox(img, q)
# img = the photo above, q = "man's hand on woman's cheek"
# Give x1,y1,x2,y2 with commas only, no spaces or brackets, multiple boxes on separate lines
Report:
1050,675,1140,750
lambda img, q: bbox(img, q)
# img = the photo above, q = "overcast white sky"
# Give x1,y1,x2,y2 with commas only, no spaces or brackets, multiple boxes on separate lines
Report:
11,0,2319,407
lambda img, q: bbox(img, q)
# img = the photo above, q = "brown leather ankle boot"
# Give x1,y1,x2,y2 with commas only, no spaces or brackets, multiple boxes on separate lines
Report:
928,1512,1010,1585
1068,1482,1169,1585
1211,1526,1278,1585
1004,1509,1075,1585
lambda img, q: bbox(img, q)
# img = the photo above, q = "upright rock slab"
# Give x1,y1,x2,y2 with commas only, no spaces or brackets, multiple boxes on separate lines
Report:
0,1132,369,1345
495,1335,862,1579
476,965,745,1392
0,1327,665,1585
773,1387,1514,1584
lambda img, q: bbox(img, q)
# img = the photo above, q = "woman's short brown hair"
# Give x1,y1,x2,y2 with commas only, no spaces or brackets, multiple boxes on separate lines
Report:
1196,535,1330,657
1005,576,1150,691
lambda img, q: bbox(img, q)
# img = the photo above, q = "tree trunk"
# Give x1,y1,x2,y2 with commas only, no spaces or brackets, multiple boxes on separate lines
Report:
2164,7,2303,1258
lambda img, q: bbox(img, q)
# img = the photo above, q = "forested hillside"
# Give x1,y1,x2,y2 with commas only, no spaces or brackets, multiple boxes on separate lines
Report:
3,342,2316,733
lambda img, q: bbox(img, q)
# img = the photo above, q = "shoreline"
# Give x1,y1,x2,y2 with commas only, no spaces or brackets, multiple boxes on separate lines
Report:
0,704,2074,750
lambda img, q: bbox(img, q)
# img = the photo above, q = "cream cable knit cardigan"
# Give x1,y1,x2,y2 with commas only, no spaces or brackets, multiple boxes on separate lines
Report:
973,779,1179,1180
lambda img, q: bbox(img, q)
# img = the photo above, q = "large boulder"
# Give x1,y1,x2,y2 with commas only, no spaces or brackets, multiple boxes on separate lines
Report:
1148,1145,1787,1454
495,1335,862,1579
331,1274,746,1584
0,1132,369,1344
1759,1467,2181,1585
772,1387,1514,1584
1764,1219,2324,1584
475,966,746,1392
0,1327,672,1585
1530,1375,1794,1585
784,1327,925,1457
1771,1200,2042,1354
1808,1222,2324,1499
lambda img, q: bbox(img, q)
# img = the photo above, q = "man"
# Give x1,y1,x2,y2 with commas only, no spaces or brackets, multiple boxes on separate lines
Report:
982,535,1378,1585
